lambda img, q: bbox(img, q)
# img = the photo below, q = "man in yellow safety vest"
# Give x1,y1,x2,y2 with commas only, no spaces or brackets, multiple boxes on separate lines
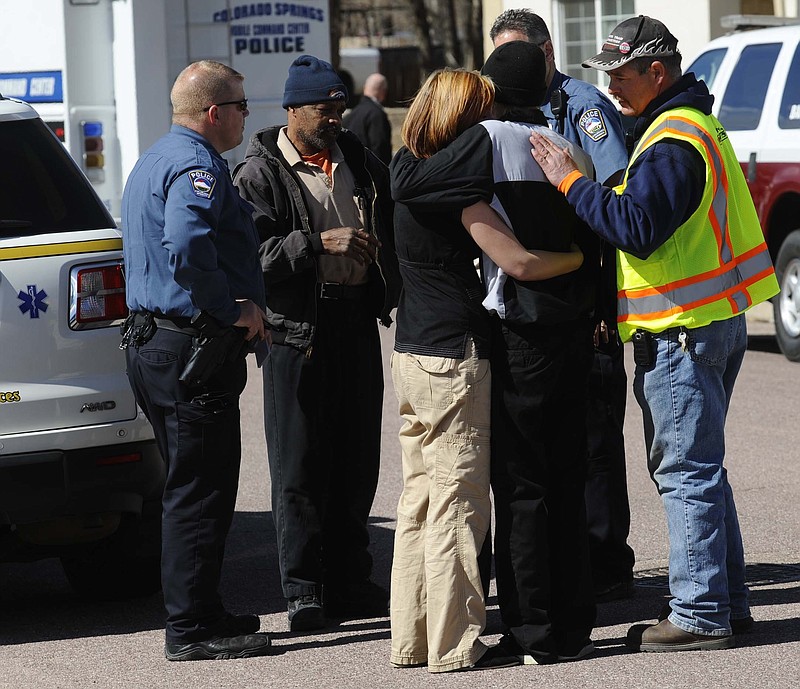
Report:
531,15,778,653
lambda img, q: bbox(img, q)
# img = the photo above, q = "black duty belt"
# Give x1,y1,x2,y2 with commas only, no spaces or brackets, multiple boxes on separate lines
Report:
318,282,369,301
134,312,200,336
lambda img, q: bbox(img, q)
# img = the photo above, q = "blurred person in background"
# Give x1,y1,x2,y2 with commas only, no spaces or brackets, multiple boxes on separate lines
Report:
343,72,392,165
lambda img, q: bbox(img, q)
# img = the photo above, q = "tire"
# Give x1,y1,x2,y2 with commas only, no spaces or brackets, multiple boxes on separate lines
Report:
61,509,161,601
773,229,800,362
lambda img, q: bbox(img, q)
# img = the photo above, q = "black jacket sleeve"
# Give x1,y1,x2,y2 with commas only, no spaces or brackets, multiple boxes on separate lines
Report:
390,125,495,209
233,156,318,285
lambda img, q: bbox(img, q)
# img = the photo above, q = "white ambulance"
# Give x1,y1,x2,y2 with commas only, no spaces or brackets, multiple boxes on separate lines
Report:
0,96,163,599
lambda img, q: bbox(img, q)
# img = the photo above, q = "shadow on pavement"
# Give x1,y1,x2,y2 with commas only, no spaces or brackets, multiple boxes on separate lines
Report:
0,508,396,646
272,618,391,654
747,334,781,354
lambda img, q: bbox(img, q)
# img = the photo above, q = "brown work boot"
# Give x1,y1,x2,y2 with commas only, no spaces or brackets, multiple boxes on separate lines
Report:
627,619,734,652
658,602,754,634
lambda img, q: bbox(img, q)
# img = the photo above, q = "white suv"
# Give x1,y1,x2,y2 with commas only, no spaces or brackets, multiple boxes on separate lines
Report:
687,20,800,361
0,96,163,598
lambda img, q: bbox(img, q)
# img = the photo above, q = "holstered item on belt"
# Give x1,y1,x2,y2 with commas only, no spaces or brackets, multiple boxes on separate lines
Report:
318,282,368,301
178,312,249,388
119,312,198,350
119,312,156,350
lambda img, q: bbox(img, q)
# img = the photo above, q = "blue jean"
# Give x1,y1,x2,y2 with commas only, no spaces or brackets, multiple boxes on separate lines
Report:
633,315,750,636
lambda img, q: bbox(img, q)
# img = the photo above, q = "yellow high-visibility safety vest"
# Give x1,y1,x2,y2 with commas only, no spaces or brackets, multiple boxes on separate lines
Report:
613,107,778,343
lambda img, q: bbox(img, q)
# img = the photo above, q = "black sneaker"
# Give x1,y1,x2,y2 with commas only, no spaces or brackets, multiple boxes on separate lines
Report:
324,580,389,620
658,602,754,634
490,631,562,665
288,594,326,632
557,641,596,661
470,643,522,670
165,633,272,661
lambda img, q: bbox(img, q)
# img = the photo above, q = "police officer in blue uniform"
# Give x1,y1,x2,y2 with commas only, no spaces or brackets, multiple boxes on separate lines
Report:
121,60,271,661
490,9,636,602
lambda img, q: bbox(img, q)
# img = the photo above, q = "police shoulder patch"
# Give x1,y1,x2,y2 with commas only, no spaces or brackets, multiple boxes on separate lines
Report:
579,108,608,142
188,170,216,199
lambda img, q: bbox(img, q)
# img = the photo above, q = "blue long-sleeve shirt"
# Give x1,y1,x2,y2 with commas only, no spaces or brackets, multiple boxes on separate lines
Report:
563,74,711,259
122,125,265,325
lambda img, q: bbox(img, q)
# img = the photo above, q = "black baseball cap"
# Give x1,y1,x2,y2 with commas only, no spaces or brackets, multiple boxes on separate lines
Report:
582,15,679,72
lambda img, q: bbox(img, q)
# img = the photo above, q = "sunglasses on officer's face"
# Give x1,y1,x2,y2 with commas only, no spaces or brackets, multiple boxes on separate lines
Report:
203,99,248,112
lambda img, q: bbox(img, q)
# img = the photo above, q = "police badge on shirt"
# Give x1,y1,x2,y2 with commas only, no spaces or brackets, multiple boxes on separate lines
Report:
188,170,217,199
579,108,608,142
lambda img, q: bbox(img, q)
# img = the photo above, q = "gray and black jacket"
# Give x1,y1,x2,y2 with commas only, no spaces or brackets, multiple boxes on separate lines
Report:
391,115,599,327
233,126,400,352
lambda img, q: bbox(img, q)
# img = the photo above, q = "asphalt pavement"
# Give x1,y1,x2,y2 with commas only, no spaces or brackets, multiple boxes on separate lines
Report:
1,304,798,688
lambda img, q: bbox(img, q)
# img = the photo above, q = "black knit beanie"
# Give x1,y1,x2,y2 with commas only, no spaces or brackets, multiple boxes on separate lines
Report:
481,41,547,107
282,55,348,109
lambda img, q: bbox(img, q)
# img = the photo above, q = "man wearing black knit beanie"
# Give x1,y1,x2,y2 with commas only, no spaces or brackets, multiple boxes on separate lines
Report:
233,55,400,633
390,41,600,664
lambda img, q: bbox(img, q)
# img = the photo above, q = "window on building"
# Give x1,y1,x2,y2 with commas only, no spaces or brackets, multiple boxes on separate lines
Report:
719,43,781,131
556,0,635,88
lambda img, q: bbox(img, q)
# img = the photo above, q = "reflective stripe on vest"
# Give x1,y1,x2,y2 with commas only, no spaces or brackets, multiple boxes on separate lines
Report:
618,242,774,320
615,108,778,340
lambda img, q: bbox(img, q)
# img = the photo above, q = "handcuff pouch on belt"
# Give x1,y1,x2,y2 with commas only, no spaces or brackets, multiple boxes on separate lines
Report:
119,312,156,350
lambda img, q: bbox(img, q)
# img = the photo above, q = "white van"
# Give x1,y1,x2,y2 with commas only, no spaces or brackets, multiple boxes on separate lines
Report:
0,96,163,599
686,20,800,361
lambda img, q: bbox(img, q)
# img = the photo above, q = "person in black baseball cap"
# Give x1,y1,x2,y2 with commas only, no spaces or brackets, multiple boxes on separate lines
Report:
531,15,769,655
573,15,684,119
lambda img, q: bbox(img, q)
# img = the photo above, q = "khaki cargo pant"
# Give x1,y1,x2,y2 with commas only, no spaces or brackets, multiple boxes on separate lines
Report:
389,341,491,673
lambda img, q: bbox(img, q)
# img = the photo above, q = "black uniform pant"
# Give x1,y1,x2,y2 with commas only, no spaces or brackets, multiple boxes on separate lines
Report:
585,336,635,586
491,319,596,662
263,298,383,599
125,327,247,644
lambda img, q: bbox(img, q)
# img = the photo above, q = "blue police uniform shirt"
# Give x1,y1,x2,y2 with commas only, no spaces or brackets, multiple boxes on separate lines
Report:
542,70,628,185
122,125,265,326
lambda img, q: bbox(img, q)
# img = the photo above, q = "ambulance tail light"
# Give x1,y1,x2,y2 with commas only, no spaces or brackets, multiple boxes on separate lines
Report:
69,261,128,330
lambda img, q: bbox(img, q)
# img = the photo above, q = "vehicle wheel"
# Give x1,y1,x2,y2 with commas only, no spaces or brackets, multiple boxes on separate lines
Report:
773,229,800,362
61,510,161,600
